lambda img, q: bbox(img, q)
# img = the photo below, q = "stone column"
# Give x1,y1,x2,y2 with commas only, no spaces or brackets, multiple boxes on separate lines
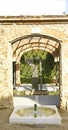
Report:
60,40,68,110
13,61,16,89
16,62,20,85
0,38,13,109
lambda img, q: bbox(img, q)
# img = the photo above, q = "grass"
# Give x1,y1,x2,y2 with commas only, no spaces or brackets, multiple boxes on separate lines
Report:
48,91,59,96
13,89,59,96
13,89,25,96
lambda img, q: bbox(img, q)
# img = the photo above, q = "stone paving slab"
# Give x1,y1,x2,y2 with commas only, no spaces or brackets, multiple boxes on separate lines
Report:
13,95,59,107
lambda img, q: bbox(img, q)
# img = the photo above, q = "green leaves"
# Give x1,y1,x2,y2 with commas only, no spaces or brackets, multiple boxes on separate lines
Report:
20,50,57,84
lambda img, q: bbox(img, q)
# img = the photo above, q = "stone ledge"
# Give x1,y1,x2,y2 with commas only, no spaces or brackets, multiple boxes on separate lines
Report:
0,15,68,24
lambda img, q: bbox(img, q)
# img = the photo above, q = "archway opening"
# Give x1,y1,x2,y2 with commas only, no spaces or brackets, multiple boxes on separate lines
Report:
11,33,61,106
12,49,60,98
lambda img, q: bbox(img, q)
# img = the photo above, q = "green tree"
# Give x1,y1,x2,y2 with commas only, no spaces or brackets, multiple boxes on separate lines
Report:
20,50,56,84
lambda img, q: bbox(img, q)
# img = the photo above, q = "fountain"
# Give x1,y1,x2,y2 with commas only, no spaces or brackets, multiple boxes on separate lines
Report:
9,104,61,125
10,56,61,125
34,104,37,118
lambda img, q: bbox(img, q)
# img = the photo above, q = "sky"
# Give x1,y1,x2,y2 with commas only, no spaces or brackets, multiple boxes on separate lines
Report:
65,0,68,13
0,0,67,16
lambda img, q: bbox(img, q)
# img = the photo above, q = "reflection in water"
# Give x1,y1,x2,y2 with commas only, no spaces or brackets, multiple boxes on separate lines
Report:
16,107,55,117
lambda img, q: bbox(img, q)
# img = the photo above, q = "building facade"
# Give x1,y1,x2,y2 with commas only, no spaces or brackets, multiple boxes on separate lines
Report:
0,15,68,109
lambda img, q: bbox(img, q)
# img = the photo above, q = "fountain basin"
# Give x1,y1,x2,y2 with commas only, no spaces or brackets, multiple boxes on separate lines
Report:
9,105,61,125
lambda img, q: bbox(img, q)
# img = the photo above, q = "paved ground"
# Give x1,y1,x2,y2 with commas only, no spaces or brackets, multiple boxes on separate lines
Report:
13,95,60,107
0,106,68,130
0,96,68,130
17,84,59,92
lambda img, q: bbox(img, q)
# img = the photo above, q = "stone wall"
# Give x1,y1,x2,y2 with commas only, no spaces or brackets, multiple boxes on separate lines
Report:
0,16,68,109
60,38,68,109
0,32,13,108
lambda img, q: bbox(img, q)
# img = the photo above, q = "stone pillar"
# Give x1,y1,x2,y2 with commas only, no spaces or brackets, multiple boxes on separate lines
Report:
32,65,38,91
16,62,20,85
0,38,13,109
60,40,68,110
13,61,16,89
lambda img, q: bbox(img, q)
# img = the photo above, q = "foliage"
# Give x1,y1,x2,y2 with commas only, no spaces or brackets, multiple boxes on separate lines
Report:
20,50,57,84
20,62,32,83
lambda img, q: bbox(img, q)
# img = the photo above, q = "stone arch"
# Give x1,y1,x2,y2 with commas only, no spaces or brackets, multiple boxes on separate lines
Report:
11,33,61,86
16,47,54,63
0,16,68,110
11,33,61,61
